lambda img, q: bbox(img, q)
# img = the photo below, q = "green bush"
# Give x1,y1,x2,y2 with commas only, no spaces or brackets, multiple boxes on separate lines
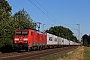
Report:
0,38,13,53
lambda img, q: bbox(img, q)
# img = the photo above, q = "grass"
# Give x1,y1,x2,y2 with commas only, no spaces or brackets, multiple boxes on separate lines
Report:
58,46,84,60
33,50,67,60
33,47,79,60
84,47,90,60
59,47,79,60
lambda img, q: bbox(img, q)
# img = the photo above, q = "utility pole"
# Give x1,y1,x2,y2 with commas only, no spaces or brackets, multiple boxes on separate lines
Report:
77,24,80,41
64,24,81,42
42,24,45,33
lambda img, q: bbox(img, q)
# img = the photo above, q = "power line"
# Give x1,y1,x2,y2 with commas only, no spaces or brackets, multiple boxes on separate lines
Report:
9,2,49,24
12,9,17,13
9,3,21,10
9,2,51,32
28,0,58,25
34,0,79,31
35,0,49,14
35,0,60,24
30,14,49,24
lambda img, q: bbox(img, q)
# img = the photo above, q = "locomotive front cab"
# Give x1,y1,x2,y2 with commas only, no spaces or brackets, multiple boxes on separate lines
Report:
14,30,29,50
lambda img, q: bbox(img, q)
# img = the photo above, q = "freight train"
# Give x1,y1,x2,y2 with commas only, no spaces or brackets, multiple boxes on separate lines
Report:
13,29,80,51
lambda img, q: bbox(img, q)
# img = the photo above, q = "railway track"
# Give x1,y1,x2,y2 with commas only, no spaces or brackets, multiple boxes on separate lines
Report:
0,46,78,60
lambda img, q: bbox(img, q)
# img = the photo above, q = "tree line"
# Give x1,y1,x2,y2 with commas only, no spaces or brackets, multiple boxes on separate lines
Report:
0,0,79,52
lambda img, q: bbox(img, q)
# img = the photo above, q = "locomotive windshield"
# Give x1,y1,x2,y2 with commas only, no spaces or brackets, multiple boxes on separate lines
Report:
16,31,21,35
16,31,28,35
22,31,28,35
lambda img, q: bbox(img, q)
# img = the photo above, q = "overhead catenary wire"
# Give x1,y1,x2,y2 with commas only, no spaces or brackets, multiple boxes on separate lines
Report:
8,2,55,32
9,2,52,31
34,0,60,23
28,0,58,25
34,0,79,31
10,3,20,10
9,2,49,24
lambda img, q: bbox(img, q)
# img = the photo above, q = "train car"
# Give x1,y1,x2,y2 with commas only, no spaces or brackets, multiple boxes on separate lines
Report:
13,29,46,51
46,33,53,45
68,40,70,45
57,37,64,47
57,37,62,45
63,38,66,46
70,41,73,45
62,38,68,46
70,40,76,46
57,37,65,47
53,35,58,45
64,39,69,46
61,38,64,45
46,33,58,48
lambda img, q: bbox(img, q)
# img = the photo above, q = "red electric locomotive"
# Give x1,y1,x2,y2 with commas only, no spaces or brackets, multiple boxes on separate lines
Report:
13,29,46,51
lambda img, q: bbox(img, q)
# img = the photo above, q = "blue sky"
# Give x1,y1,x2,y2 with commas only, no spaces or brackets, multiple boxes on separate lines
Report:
7,0,90,39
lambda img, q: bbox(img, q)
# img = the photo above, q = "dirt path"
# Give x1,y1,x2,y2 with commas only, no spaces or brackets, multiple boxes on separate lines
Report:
58,46,84,60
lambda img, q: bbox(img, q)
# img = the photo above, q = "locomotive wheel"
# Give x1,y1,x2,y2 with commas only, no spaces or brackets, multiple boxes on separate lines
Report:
42,46,45,50
26,48,29,52
39,46,42,51
30,47,32,51
26,47,30,52
32,47,37,51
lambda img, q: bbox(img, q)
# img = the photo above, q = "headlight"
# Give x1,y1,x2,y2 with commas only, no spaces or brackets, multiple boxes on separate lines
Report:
23,38,28,41
14,38,19,41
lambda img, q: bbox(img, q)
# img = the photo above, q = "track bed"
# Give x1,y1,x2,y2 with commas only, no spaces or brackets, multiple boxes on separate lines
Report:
0,46,78,60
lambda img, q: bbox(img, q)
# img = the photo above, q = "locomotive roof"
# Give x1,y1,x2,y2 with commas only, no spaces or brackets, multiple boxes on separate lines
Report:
15,29,44,34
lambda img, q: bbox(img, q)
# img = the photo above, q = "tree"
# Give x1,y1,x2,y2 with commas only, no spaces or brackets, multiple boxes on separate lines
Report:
0,0,12,37
45,26,78,42
12,9,35,30
87,35,90,46
82,34,89,46
0,0,12,51
0,0,11,20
